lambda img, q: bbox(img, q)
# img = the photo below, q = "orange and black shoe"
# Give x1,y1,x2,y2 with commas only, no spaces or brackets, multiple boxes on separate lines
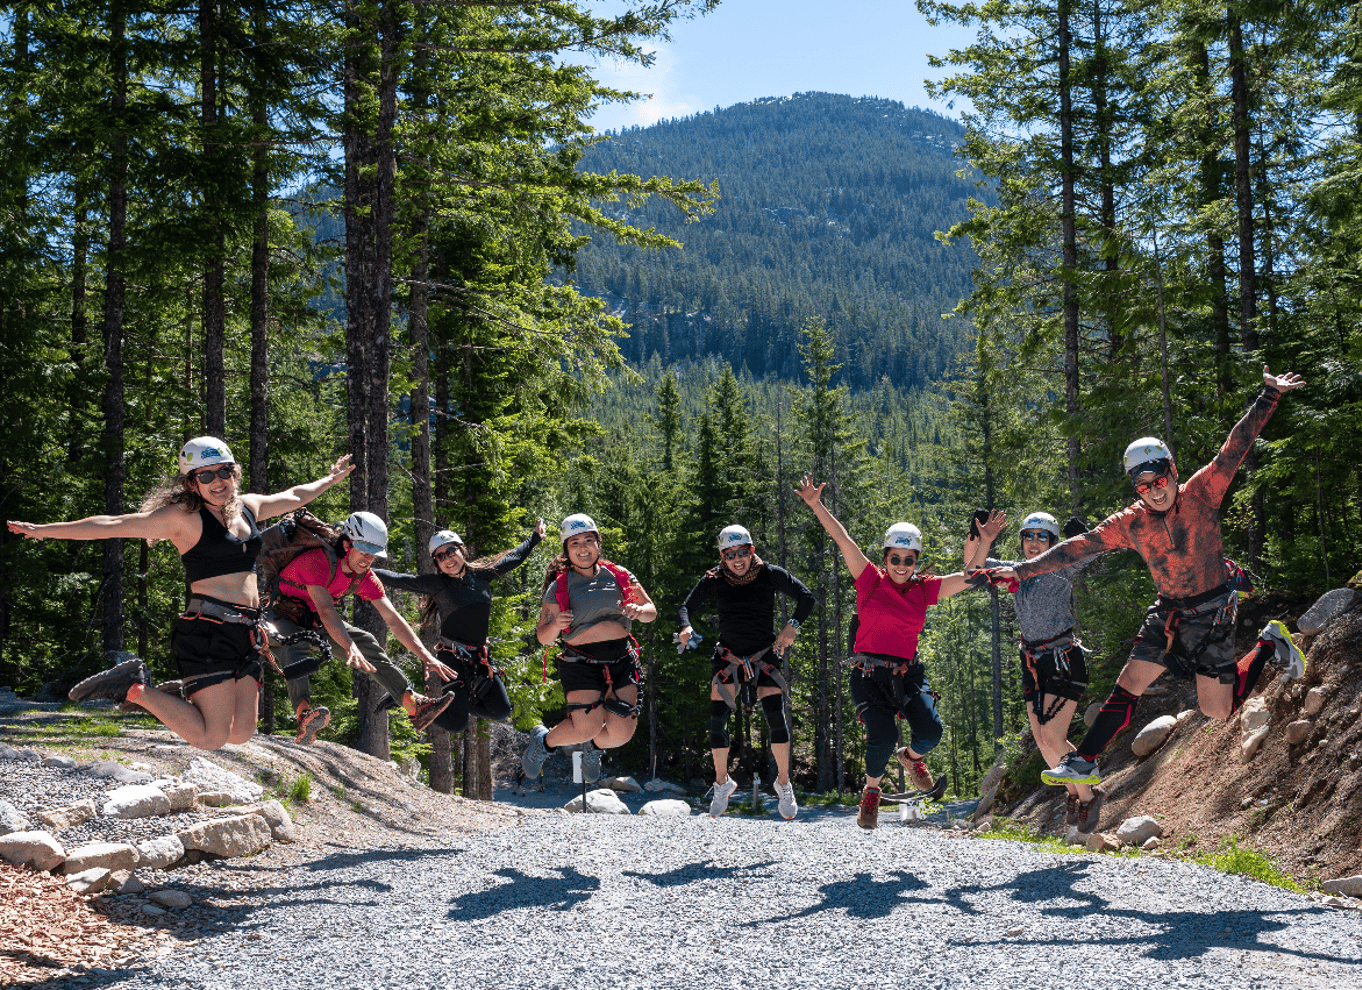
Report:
295,705,331,745
857,786,882,830
408,692,454,732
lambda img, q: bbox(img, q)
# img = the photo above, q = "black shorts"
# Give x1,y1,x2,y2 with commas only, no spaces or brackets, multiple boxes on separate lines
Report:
556,638,642,697
1020,641,1088,705
1129,590,1238,683
710,651,782,689
170,614,264,696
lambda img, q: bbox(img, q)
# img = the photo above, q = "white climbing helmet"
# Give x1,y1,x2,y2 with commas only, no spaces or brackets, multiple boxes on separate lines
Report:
178,436,234,475
882,522,922,552
718,524,753,550
342,511,389,557
428,530,463,557
560,513,599,545
1123,437,1174,478
1019,511,1061,543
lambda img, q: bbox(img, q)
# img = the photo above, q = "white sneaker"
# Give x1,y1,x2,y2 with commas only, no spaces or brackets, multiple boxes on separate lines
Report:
774,780,798,820
707,778,739,817
1262,620,1306,680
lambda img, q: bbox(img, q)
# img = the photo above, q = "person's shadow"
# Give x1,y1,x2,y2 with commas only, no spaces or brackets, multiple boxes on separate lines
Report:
447,866,600,921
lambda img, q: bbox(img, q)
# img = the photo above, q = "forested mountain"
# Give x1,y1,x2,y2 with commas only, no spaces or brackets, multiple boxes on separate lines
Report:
570,92,983,389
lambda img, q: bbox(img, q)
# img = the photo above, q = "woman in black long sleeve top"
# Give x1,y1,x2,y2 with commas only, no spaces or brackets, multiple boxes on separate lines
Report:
677,524,816,820
375,519,544,734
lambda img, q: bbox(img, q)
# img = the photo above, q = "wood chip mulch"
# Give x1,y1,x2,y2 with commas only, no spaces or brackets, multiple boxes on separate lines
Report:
0,862,177,985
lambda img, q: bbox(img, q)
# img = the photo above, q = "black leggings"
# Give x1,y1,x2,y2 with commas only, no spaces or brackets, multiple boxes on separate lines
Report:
851,663,943,779
432,659,512,734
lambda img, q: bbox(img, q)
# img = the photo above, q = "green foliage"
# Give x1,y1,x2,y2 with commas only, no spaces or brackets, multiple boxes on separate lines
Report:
1194,838,1303,893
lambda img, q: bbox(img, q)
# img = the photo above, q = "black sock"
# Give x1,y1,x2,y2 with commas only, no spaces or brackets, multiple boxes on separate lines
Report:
1075,685,1140,761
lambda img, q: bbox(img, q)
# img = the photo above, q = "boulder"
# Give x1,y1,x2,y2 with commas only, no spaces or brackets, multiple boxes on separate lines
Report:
1131,715,1179,757
637,799,691,817
973,762,1009,818
1240,697,1270,732
63,841,140,874
35,798,98,831
65,868,114,895
197,790,238,807
1115,815,1163,846
643,779,686,794
140,903,166,916
41,755,78,769
135,834,185,870
972,815,995,833
1304,687,1329,717
1142,837,1162,851
0,743,16,759
115,872,147,894
1241,724,1270,761
1175,709,1197,724
1063,827,1085,846
1086,832,1120,853
0,799,33,836
180,756,262,804
87,759,153,785
1322,876,1362,898
239,800,295,842
149,889,193,909
103,784,171,819
604,776,642,793
564,789,631,815
1298,588,1360,635
1285,720,1314,746
177,814,272,858
0,831,66,871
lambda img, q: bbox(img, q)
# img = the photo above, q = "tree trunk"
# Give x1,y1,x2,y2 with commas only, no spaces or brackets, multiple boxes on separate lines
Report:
201,0,226,436
1192,42,1233,422
1058,1,1081,511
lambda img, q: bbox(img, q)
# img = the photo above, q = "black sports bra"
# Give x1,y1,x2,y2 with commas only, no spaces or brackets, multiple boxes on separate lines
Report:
181,505,263,584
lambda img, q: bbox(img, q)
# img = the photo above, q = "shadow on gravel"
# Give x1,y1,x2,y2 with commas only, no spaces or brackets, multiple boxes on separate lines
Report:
447,866,599,920
299,845,468,874
744,870,935,924
623,859,778,888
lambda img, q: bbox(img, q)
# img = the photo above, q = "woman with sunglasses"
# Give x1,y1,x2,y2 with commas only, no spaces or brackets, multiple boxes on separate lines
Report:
965,509,1103,832
677,524,816,819
373,519,545,735
7,437,353,750
989,366,1308,789
796,474,984,829
521,513,657,785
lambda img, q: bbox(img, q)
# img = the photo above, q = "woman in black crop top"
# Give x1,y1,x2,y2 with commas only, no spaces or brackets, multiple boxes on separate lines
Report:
374,519,545,735
7,436,353,750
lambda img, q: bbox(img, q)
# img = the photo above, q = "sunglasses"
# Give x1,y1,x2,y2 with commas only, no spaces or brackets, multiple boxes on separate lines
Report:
1021,531,1052,543
192,466,234,485
886,553,918,567
433,546,464,563
1134,475,1171,495
721,546,753,561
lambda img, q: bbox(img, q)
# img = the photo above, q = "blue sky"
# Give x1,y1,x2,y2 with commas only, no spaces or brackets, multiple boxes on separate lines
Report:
581,1,980,132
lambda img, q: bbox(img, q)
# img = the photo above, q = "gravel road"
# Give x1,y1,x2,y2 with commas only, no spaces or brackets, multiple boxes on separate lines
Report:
93,814,1362,990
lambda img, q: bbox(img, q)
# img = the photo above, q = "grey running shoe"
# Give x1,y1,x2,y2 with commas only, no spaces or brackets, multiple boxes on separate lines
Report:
707,778,739,817
582,741,602,784
1065,793,1080,826
69,656,149,703
522,725,552,779
409,692,454,732
857,786,881,830
1041,751,1101,786
775,780,798,820
294,705,331,745
1077,787,1105,835
1261,620,1306,680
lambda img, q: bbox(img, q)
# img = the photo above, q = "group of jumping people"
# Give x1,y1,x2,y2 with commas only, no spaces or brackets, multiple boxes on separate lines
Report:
6,365,1308,833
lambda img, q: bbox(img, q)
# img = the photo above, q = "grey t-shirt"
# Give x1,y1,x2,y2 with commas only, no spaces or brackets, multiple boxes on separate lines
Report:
987,555,1096,645
542,564,638,636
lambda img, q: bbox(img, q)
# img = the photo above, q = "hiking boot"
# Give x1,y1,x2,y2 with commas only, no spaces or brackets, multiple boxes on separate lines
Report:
521,725,552,779
408,692,454,732
118,679,183,713
896,748,935,793
1261,620,1306,680
69,656,149,703
775,780,798,820
1041,751,1101,786
1077,788,1105,835
294,705,330,745
1065,792,1080,827
582,741,602,784
857,786,882,830
707,778,739,817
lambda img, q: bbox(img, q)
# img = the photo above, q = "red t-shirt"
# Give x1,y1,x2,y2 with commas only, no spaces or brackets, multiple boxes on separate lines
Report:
853,566,942,658
278,547,385,612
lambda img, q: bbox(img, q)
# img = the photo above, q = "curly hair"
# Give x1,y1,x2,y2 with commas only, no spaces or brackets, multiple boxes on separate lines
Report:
138,463,243,544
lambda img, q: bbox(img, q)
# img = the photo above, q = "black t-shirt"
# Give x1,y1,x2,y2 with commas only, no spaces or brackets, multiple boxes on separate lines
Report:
677,563,816,656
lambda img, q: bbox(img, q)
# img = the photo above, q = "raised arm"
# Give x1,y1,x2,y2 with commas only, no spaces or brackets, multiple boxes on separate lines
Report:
243,454,354,521
795,474,871,580
964,509,1007,573
8,504,195,546
484,519,546,579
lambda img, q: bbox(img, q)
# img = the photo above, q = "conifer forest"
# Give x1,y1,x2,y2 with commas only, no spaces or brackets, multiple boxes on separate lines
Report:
2,1,1359,801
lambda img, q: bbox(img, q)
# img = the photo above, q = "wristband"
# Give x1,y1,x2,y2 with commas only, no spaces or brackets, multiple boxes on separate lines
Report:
786,618,801,631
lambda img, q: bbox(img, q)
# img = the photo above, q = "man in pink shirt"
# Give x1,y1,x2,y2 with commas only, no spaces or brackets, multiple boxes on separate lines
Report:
271,511,455,743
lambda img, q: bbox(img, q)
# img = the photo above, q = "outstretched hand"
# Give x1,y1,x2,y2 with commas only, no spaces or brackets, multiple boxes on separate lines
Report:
1263,365,1305,393
795,474,825,508
7,521,44,539
977,509,1008,543
533,518,547,539
328,454,356,482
